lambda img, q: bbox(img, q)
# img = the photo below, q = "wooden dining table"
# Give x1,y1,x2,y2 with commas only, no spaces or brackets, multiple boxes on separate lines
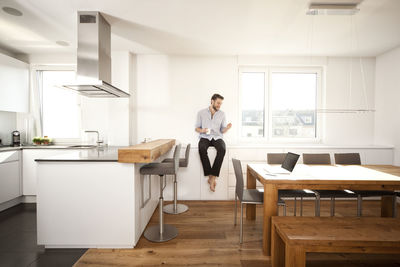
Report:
246,164,400,256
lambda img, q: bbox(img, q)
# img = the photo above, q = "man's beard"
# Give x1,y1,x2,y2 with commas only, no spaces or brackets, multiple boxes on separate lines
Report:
212,105,219,111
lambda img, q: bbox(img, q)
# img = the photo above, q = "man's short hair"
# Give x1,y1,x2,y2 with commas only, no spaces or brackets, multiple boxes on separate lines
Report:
211,93,224,101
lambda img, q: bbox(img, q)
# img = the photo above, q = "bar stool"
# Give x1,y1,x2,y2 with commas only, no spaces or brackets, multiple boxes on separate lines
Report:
162,144,191,214
140,144,181,242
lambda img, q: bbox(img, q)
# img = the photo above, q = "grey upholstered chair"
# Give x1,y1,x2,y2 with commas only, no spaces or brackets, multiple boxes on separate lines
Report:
267,153,319,216
140,144,181,242
334,153,396,217
163,143,190,167
232,158,286,244
355,190,396,217
162,144,191,214
302,153,359,216
302,153,332,165
395,192,400,217
334,153,361,165
267,153,287,164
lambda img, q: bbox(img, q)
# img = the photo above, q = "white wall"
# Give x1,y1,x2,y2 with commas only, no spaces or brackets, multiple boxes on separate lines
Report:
136,55,237,145
129,54,138,145
375,46,400,166
324,57,375,145
136,55,376,146
0,111,16,145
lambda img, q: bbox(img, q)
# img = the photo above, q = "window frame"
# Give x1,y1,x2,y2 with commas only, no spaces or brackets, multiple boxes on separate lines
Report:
31,65,82,144
238,65,324,144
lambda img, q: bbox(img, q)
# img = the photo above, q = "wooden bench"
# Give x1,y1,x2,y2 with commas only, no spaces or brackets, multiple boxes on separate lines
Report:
271,216,400,267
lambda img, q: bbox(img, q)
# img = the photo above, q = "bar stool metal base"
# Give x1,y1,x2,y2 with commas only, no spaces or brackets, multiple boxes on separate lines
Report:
144,224,178,243
163,203,189,214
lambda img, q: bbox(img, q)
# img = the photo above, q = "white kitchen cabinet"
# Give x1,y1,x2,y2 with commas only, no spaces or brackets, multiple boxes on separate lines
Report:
23,149,76,195
0,151,21,203
0,53,29,113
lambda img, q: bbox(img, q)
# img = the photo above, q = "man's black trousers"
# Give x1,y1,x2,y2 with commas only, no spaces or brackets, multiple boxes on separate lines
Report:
198,138,226,177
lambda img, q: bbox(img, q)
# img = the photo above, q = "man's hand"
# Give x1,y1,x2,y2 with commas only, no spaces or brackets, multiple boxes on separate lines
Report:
196,127,209,134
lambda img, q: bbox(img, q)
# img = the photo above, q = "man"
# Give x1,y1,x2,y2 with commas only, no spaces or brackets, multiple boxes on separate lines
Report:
195,93,232,192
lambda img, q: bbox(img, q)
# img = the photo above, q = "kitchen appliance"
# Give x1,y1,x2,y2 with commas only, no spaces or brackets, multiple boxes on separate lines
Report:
12,130,20,146
62,11,130,98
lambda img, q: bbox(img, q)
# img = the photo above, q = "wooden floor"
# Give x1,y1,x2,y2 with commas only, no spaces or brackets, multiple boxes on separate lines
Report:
74,200,400,267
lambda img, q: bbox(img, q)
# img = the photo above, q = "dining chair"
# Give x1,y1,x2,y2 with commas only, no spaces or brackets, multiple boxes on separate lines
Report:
394,192,400,217
266,153,287,164
303,153,356,216
302,153,331,164
232,158,286,244
267,153,319,216
334,153,396,217
334,153,361,165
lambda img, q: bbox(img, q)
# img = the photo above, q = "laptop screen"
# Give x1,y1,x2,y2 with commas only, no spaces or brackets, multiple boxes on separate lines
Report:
281,152,300,172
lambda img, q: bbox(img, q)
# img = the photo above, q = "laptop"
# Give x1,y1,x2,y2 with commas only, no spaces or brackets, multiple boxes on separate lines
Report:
264,152,300,175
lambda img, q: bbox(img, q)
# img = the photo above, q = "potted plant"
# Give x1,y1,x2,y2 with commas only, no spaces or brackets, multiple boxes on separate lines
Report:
42,136,51,145
32,137,42,145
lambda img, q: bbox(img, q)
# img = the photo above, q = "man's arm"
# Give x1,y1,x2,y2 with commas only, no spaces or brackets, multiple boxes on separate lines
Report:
221,123,232,134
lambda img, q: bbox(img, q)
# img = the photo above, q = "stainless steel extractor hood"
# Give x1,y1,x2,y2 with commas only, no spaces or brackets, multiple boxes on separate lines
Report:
63,12,130,98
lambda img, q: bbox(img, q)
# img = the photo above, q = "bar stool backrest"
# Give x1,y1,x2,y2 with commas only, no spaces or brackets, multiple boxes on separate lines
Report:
334,153,361,165
181,144,191,167
302,153,331,165
267,153,286,164
232,158,244,201
173,144,182,173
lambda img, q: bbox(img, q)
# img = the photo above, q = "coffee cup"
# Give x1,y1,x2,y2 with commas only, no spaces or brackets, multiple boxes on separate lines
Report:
205,128,211,134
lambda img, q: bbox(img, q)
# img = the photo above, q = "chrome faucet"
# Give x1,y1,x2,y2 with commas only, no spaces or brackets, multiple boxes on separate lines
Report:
84,130,103,147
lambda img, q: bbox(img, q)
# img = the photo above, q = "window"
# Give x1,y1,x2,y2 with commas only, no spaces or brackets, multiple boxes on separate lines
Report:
239,67,321,141
241,72,265,138
270,72,317,139
38,70,81,139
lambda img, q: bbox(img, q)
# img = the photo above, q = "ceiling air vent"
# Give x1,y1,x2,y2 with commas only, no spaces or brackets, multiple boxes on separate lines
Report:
307,3,360,15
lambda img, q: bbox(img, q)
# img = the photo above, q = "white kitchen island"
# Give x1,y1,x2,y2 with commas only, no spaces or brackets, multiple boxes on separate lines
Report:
36,140,175,248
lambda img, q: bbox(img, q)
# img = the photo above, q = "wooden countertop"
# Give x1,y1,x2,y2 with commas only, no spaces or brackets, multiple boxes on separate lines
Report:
118,139,175,163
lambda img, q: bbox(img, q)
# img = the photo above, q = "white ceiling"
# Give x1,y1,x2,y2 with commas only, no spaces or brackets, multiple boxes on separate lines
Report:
0,0,399,57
